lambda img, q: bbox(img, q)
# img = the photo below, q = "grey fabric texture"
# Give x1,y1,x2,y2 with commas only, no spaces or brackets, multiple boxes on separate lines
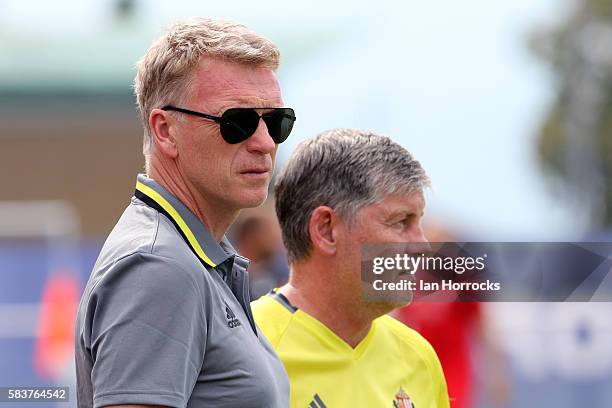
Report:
75,175,289,408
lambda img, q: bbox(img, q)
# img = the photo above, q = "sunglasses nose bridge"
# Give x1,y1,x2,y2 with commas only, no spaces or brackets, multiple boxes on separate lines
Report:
243,110,276,142
244,116,277,153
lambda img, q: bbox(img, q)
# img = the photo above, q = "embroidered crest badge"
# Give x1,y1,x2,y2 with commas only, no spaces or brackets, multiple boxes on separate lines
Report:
393,387,415,408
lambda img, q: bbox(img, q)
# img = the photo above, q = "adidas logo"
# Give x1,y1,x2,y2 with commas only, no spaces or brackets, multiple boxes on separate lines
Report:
309,394,327,408
225,304,241,328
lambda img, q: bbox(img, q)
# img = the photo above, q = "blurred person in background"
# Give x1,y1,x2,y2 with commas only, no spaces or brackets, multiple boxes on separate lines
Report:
233,212,290,300
75,17,296,408
252,128,449,407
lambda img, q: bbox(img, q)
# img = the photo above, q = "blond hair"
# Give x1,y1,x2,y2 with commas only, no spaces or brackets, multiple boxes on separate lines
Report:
133,17,280,171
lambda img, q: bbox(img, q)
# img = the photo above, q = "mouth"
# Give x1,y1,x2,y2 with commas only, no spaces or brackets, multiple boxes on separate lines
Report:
239,168,271,178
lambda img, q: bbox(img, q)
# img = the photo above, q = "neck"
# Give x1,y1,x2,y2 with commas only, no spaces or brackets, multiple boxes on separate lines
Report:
148,162,238,241
280,260,377,348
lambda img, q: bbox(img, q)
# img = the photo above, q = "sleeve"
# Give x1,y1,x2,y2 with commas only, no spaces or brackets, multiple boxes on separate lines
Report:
83,252,206,408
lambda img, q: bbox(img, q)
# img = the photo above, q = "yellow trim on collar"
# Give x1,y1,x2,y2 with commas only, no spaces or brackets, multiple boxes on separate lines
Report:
136,181,217,267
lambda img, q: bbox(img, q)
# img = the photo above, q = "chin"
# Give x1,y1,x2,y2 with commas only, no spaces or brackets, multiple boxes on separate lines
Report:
360,281,413,313
367,299,410,317
235,188,269,209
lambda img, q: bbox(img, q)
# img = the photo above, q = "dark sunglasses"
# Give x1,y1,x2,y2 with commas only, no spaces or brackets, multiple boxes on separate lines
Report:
162,105,296,144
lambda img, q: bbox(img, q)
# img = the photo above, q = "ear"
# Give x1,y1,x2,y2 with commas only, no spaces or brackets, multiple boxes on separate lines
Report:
308,206,340,257
149,108,178,159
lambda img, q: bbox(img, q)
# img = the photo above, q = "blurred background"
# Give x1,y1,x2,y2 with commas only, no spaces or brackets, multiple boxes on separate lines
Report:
1,0,611,406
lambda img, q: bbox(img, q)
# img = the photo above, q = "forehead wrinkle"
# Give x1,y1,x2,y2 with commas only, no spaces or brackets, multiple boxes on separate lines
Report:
377,192,425,219
191,80,282,114
218,94,280,109
190,62,282,110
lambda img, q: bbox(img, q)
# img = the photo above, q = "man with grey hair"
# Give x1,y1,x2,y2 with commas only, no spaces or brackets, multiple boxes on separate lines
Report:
75,17,295,408
252,129,449,407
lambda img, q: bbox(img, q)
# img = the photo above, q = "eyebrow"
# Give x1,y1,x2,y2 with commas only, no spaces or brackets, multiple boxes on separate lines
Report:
384,207,425,220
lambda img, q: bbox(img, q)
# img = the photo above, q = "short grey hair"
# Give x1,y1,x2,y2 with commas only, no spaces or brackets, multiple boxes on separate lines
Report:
133,17,281,173
275,128,430,263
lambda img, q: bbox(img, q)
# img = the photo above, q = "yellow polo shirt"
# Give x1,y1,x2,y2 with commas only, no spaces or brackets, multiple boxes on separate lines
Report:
252,292,449,408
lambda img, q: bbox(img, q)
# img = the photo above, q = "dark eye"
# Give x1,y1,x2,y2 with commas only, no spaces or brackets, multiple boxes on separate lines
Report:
396,217,412,227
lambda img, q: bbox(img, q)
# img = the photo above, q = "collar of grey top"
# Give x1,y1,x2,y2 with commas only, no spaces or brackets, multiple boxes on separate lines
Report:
134,174,258,336
134,173,238,269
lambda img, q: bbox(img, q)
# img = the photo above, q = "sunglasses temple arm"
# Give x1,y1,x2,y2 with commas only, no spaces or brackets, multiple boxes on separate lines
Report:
164,106,223,123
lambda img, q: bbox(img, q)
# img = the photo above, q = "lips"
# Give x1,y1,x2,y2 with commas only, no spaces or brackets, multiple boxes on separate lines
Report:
238,167,271,181
239,166,271,175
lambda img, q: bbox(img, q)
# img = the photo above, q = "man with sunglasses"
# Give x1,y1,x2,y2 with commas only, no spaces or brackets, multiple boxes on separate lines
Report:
75,17,294,408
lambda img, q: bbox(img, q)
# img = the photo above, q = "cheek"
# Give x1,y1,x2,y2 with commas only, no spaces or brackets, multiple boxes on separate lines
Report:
191,132,234,173
270,146,278,166
225,146,245,175
337,232,363,267
177,128,204,160
352,224,385,243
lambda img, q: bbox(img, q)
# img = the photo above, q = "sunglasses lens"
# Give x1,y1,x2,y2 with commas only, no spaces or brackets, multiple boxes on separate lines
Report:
220,108,296,144
262,108,295,144
220,109,260,144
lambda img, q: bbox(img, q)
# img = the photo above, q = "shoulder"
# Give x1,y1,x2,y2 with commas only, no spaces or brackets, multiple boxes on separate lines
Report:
251,294,294,348
377,315,441,371
94,198,160,264
86,251,203,311
91,199,203,288
377,315,450,406
85,198,208,308
76,251,207,354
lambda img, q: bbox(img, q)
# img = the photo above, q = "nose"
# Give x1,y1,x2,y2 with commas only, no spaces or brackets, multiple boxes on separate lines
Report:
407,224,429,245
244,118,276,155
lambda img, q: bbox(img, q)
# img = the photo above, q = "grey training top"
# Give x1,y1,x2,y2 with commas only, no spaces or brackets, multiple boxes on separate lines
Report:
75,174,289,408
